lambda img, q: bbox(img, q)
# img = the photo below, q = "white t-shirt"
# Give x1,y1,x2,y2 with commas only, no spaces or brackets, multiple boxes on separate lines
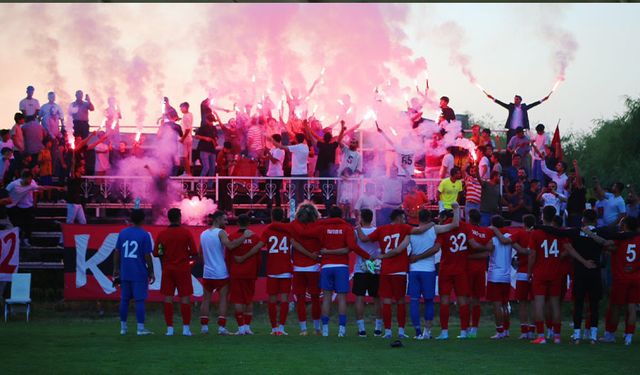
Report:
355,194,381,211
6,179,38,208
287,143,309,175
181,112,193,143
602,192,626,226
40,102,64,138
337,145,362,176
487,234,513,283
479,156,491,180
267,148,285,177
396,151,414,177
200,228,229,280
441,153,454,178
354,227,380,274
541,192,563,214
531,133,550,161
94,143,110,173
19,97,40,117
541,163,569,196
408,227,437,272
510,106,523,129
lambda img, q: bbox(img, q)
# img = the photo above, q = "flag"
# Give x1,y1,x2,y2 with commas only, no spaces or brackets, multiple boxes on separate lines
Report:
551,124,563,161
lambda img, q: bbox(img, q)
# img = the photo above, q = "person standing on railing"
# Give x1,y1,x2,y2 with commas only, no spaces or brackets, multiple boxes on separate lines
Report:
271,131,309,206
378,166,403,226
195,113,218,188
484,92,550,143
179,102,193,176
58,164,87,247
306,121,346,214
68,90,94,139
216,141,236,212
265,134,285,214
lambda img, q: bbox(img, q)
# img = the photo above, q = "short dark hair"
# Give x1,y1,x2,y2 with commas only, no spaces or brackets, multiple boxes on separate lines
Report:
295,133,305,144
523,214,536,229
535,124,545,132
272,133,282,143
468,209,481,224
14,113,25,123
440,96,449,103
209,210,226,222
167,208,181,223
271,208,284,223
515,95,522,101
582,209,597,224
237,214,250,227
450,167,461,176
613,182,625,193
1,147,12,155
20,169,33,179
390,209,405,222
328,205,342,218
558,161,567,171
223,141,232,150
360,209,373,224
130,209,145,225
481,128,491,135
491,215,505,228
0,129,9,137
323,132,332,143
542,205,557,222
180,102,189,109
418,209,431,223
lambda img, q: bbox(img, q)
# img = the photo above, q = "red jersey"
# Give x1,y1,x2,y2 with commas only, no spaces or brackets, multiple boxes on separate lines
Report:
154,225,197,271
314,218,370,267
612,234,640,281
528,229,566,280
467,225,493,273
269,221,321,268
367,223,413,275
437,221,472,275
505,227,531,273
261,225,293,276
226,230,261,279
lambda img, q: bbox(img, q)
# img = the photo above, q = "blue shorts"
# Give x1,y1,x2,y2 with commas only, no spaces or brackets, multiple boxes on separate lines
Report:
121,280,148,301
320,267,350,293
408,271,436,299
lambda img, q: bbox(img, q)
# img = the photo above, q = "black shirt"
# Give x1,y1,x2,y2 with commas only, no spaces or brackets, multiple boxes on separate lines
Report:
316,142,339,173
66,177,84,204
567,186,586,215
440,107,456,123
538,225,603,275
196,124,216,153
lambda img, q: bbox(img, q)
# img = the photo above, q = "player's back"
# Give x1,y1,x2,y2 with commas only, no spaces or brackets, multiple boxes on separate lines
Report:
612,233,640,281
467,224,493,270
409,226,437,272
270,220,321,269
529,228,564,280
200,227,228,280
505,227,530,273
318,218,356,266
371,223,413,275
117,226,152,282
437,221,471,275
354,226,379,273
487,233,513,283
262,225,293,276
155,225,196,270
227,229,260,279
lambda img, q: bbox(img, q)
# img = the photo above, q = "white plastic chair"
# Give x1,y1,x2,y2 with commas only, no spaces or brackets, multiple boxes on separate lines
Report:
4,273,32,322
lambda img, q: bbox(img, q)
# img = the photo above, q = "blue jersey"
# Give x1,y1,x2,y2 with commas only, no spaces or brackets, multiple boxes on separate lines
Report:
116,226,153,282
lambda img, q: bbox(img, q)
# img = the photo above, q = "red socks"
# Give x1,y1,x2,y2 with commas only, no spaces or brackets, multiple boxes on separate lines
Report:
200,316,209,326
553,322,561,335
244,313,253,325
269,302,278,328
520,324,528,334
217,316,227,327
164,302,174,327
472,305,481,328
440,304,450,330
625,324,636,335
536,321,544,335
279,302,289,326
504,314,510,331
383,303,392,329
311,296,321,320
605,307,617,333
235,312,245,327
398,303,406,328
295,295,306,322
460,304,470,331
180,303,191,325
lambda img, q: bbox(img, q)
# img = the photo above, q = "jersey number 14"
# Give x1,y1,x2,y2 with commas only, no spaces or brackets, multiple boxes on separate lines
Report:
541,239,559,258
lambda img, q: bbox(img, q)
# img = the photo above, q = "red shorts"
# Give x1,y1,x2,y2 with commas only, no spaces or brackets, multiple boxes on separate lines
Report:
438,272,469,298
378,274,407,300
486,282,511,304
229,278,256,304
202,278,228,293
610,278,640,305
516,280,533,301
160,268,193,297
468,268,487,299
532,277,562,297
267,277,292,295
292,272,320,297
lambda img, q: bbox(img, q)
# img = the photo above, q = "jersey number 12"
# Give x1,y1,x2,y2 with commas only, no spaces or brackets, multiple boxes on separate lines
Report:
122,240,139,259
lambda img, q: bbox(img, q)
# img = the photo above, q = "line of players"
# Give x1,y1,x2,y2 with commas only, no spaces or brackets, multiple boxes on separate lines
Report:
114,201,640,345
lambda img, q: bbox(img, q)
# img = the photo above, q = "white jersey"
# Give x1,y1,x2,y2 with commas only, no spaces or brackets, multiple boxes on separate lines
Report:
337,145,362,176
396,151,414,177
408,227,437,272
354,227,380,274
487,234,513,283
200,228,228,280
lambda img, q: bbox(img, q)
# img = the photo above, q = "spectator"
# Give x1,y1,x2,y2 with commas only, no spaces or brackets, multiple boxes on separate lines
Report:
437,166,463,211
378,166,403,225
484,92,550,142
19,85,40,124
626,185,639,219
40,91,65,141
593,178,626,228
93,131,111,177
469,124,481,146
479,128,496,149
530,123,550,182
195,114,218,186
216,141,236,213
307,121,346,212
55,138,70,185
478,145,492,181
271,132,309,204
537,181,567,216
504,155,521,191
179,102,193,176
38,138,54,188
490,152,502,176
354,182,382,225
505,181,529,224
0,130,14,159
104,96,122,144
22,113,47,166
10,113,25,160
246,117,266,159
526,179,542,218
265,135,285,213
566,160,586,227
506,127,531,174
68,90,95,139
403,180,428,225
65,165,87,226
0,148,13,185
439,146,455,179
479,171,502,226
438,96,456,126
541,159,569,197
111,141,130,166
464,164,482,219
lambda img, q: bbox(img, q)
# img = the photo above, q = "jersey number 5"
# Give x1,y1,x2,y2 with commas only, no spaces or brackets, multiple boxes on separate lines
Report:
626,244,637,263
268,236,289,254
